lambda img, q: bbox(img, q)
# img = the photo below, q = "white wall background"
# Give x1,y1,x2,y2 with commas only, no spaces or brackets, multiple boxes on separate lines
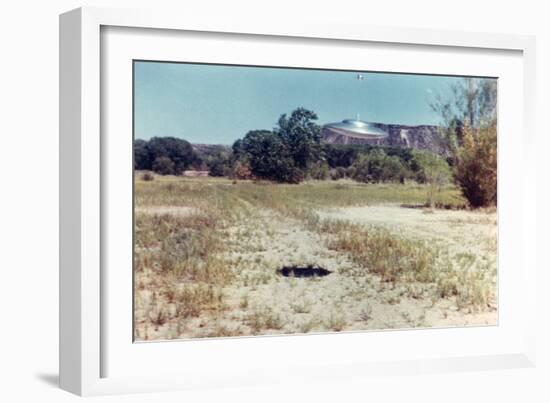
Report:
0,1,547,402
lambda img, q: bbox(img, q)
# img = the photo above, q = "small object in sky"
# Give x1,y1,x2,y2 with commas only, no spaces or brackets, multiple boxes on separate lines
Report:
357,74,364,80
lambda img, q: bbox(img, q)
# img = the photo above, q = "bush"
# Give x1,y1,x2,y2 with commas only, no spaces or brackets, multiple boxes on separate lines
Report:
412,150,451,207
330,167,346,180
208,154,232,177
455,122,497,207
140,171,154,181
308,162,329,180
152,156,175,175
283,167,305,184
351,150,407,183
134,137,197,175
323,144,360,168
345,166,357,178
232,161,253,180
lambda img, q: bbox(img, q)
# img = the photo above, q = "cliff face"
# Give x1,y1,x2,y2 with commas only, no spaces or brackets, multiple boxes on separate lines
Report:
322,123,450,157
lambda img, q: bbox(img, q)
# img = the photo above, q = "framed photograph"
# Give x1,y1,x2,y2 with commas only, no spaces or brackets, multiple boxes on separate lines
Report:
60,7,537,396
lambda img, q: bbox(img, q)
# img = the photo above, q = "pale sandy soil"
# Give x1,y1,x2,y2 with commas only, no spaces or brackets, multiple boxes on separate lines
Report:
135,203,497,340
317,205,498,260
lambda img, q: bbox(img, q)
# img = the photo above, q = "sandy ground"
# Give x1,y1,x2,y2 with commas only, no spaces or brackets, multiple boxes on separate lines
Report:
317,205,497,259
135,203,497,340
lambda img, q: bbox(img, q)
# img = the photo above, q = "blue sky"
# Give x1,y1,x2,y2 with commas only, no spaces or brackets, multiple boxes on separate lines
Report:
134,61,467,144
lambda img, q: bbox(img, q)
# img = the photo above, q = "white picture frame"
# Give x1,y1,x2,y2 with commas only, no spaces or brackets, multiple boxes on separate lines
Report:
59,6,537,396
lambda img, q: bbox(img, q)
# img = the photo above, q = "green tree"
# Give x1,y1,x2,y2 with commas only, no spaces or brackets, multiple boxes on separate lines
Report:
134,139,152,170
236,130,298,182
412,150,451,207
152,156,175,175
208,154,232,177
323,144,361,168
146,137,196,174
275,107,323,170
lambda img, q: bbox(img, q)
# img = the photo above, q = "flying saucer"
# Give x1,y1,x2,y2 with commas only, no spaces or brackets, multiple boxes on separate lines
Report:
323,119,388,139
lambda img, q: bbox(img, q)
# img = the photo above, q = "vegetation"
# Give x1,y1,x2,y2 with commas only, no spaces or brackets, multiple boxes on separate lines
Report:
275,107,323,170
133,81,497,209
454,121,497,207
133,107,460,202
232,129,300,182
134,176,495,340
350,150,407,183
412,150,452,207
140,171,154,181
134,137,196,175
431,78,497,207
232,108,325,183
207,153,232,177
132,81,497,341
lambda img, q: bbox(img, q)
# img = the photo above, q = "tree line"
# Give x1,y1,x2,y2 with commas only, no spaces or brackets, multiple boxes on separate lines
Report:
134,108,448,185
134,77,497,208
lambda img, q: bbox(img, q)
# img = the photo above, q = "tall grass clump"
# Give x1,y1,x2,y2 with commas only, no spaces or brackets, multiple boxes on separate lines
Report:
136,212,232,284
314,216,494,309
175,283,224,318
328,223,438,283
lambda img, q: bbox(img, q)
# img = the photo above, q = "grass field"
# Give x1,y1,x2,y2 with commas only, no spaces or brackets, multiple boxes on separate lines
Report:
134,174,497,341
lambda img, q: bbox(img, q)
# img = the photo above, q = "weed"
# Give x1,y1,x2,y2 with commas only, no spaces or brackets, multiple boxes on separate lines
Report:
239,295,249,309
359,303,373,322
325,310,347,331
290,299,312,314
298,317,320,333
140,171,154,181
245,306,284,333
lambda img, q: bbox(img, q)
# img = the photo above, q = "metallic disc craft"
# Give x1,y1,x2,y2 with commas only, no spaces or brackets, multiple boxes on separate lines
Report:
323,119,388,139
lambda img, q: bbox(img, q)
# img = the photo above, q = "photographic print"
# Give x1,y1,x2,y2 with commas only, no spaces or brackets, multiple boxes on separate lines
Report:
133,61,497,341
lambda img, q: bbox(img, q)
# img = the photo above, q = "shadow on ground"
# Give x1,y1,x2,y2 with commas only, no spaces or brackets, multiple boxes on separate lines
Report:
35,373,59,388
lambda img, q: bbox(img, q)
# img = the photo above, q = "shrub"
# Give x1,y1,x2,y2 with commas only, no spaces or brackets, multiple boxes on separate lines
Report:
411,150,451,207
232,161,253,180
152,156,175,175
283,167,305,184
136,137,196,174
208,155,232,177
330,167,346,180
455,121,497,207
308,162,329,180
351,150,407,183
345,166,357,178
323,144,360,168
140,171,154,181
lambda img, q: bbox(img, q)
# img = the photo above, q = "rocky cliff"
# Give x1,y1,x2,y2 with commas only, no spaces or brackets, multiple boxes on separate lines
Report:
322,123,450,157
